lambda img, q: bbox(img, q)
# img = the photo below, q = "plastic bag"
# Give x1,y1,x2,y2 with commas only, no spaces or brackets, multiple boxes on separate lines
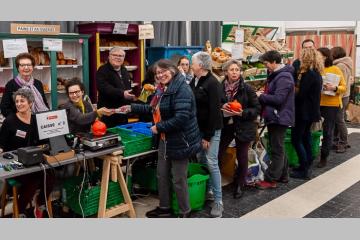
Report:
246,148,264,184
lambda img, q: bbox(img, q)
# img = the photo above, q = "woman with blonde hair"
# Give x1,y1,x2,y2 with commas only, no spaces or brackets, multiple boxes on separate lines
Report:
290,48,323,179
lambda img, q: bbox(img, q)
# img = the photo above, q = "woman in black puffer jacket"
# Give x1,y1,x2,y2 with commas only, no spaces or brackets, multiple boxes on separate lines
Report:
218,59,261,199
121,59,202,218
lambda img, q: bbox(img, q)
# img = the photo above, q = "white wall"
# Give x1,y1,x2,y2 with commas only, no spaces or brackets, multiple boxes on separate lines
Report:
285,21,356,31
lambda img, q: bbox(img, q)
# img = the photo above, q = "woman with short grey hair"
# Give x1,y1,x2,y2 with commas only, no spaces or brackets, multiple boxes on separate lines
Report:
0,87,54,218
222,59,242,72
190,51,225,217
12,87,35,105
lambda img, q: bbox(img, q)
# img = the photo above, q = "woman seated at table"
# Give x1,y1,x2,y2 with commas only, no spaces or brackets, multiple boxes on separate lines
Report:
61,78,113,134
0,88,53,218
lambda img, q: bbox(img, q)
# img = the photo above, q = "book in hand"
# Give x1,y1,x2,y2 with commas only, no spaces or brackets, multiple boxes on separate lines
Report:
322,73,340,96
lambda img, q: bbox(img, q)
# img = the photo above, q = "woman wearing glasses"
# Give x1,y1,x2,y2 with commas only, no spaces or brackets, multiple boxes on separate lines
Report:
120,59,202,218
177,56,193,84
0,52,49,117
61,78,113,134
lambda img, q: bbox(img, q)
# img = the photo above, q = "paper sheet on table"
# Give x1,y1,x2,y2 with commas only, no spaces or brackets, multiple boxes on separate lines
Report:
322,73,340,96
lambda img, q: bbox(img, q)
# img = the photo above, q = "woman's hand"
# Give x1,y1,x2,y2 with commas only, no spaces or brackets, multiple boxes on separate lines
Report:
323,83,337,91
97,107,113,116
117,105,132,114
151,125,158,134
256,90,264,97
202,139,210,150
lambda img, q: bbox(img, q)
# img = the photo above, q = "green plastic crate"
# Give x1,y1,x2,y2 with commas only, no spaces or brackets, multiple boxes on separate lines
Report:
264,130,322,167
62,177,124,217
108,127,152,157
171,163,209,214
132,165,158,192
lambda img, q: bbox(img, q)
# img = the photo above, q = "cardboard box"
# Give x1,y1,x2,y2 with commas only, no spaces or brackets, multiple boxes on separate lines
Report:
43,150,75,165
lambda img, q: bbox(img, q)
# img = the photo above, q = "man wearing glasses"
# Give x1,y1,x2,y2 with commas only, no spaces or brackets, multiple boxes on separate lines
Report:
96,46,136,127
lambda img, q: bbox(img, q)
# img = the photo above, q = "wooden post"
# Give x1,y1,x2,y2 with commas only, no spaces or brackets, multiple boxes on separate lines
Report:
97,150,136,218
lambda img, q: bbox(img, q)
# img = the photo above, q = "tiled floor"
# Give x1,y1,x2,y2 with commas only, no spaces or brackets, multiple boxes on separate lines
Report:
131,127,360,218
3,126,360,218
306,181,360,218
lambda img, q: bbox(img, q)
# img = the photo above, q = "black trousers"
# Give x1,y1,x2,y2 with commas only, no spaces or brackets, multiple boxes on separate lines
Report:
264,124,289,182
320,106,339,160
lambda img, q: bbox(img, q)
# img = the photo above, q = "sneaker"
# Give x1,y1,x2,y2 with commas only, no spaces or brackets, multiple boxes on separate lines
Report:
145,207,173,218
18,213,27,218
210,202,224,218
255,180,277,190
336,144,346,153
206,191,215,201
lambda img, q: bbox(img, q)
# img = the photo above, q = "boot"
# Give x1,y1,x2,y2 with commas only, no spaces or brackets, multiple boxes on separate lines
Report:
317,157,327,168
233,182,243,199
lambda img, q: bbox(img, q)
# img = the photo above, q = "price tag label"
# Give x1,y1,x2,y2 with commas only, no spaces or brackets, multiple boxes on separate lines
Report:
43,38,63,52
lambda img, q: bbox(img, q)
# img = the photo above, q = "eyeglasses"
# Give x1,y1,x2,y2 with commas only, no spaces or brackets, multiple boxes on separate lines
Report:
19,63,33,68
111,54,125,58
68,90,82,96
155,69,169,77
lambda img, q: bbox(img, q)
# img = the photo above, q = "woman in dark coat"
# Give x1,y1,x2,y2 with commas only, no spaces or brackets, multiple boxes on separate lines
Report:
218,59,261,199
121,59,202,218
61,78,113,134
1,53,49,117
291,48,323,179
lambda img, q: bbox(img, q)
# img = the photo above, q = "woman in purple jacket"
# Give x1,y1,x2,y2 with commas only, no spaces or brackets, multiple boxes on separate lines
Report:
256,50,295,189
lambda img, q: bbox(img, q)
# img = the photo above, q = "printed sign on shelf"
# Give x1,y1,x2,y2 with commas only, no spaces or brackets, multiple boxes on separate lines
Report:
113,23,129,34
43,38,63,52
139,24,154,40
2,39,28,58
11,23,60,35
36,110,70,140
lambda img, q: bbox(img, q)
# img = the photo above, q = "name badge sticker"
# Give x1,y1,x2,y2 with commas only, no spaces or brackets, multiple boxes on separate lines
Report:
16,130,27,139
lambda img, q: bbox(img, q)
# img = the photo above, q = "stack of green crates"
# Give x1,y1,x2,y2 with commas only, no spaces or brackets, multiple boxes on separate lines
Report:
264,129,322,167
171,163,209,214
62,176,124,217
107,127,152,157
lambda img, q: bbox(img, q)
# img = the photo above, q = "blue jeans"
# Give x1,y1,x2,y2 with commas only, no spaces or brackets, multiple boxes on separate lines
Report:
197,129,222,203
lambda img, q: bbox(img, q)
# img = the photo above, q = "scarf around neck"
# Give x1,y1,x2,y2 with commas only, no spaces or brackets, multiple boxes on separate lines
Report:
15,75,49,113
150,84,166,108
224,78,240,102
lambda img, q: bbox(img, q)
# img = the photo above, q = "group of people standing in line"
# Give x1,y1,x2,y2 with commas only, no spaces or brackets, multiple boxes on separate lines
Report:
0,40,352,218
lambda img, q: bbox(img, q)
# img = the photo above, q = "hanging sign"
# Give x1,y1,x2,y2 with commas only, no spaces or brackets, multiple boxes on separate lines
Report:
2,39,28,58
231,44,244,60
113,23,129,34
138,24,154,40
43,38,63,51
235,29,244,43
11,23,60,35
